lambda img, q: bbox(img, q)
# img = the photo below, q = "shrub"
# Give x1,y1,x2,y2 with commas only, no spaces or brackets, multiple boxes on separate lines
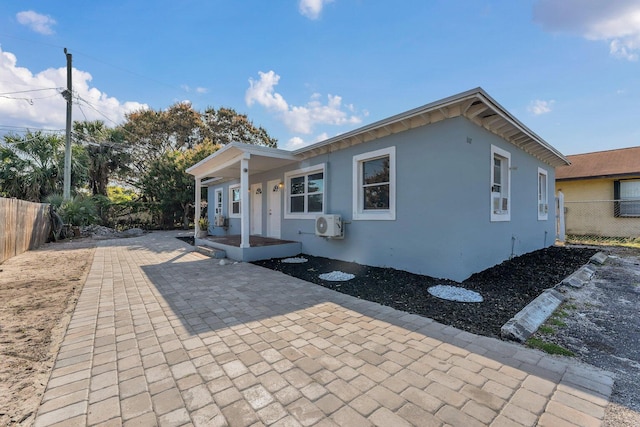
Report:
60,196,98,226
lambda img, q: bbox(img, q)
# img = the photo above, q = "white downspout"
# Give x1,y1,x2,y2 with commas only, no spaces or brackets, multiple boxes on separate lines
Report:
240,155,250,248
194,176,201,236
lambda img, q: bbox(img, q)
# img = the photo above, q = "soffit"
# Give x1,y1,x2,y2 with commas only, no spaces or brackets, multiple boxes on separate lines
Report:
294,88,569,168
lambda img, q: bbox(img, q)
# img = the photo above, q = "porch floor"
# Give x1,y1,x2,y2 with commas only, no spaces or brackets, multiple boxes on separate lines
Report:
202,234,298,248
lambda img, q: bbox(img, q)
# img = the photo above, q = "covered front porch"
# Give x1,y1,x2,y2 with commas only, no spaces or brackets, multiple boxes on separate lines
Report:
194,234,301,262
187,142,301,262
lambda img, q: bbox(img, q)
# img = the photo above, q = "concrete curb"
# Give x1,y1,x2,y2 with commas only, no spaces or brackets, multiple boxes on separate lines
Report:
500,251,608,342
501,288,565,342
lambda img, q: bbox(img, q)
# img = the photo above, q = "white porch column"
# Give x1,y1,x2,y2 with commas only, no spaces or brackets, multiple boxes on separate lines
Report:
194,176,201,236
240,155,250,248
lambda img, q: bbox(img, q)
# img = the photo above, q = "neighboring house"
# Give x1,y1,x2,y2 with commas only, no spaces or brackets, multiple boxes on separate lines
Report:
556,146,640,238
187,88,568,281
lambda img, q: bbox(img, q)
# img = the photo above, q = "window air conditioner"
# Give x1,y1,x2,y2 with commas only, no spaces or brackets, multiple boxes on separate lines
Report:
214,215,226,227
315,214,343,238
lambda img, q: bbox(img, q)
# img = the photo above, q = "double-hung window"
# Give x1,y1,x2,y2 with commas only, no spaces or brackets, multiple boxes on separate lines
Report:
284,165,325,219
353,146,396,220
491,145,511,222
229,184,241,218
538,168,548,220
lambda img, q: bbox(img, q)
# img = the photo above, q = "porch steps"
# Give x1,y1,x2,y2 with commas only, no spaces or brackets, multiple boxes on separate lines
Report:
195,245,226,259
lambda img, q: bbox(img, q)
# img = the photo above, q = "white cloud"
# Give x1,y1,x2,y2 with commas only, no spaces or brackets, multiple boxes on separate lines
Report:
528,99,555,115
245,70,361,134
299,0,333,20
16,10,57,35
533,0,640,61
181,84,209,94
288,136,305,147
0,46,147,130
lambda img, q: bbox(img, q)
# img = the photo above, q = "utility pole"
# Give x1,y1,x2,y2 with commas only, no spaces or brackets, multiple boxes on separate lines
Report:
63,48,72,200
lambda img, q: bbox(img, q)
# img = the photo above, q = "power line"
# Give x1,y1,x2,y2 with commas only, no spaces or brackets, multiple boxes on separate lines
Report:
0,87,62,96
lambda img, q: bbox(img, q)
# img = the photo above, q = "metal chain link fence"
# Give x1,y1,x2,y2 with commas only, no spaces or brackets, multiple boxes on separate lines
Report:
563,199,640,245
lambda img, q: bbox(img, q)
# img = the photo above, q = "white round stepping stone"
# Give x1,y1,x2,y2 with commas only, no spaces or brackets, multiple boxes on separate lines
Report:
319,271,355,281
281,257,308,263
428,285,483,303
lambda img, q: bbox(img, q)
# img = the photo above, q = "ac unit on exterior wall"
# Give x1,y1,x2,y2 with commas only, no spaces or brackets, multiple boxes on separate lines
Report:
315,214,343,238
214,215,226,227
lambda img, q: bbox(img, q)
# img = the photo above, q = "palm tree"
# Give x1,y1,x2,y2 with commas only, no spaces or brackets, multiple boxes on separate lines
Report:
73,120,130,196
0,131,64,201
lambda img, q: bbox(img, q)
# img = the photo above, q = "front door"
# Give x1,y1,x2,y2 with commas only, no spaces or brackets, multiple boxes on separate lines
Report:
267,179,281,238
251,183,262,235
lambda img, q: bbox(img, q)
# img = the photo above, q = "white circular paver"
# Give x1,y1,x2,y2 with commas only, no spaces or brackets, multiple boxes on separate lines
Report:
428,285,483,303
281,257,308,264
319,271,355,281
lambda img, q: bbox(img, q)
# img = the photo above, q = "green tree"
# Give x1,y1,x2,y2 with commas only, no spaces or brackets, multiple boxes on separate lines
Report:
0,131,88,201
121,102,205,183
73,120,130,196
121,103,278,228
141,140,220,228
202,107,277,147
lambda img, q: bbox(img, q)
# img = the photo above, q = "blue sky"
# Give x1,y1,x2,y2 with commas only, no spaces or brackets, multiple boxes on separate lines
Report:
1,1,639,155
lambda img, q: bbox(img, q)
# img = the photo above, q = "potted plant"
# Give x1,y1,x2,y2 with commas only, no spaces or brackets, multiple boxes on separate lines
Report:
197,217,210,238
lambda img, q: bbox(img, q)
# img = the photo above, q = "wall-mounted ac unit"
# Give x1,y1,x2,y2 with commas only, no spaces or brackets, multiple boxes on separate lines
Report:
315,214,343,238
214,215,226,227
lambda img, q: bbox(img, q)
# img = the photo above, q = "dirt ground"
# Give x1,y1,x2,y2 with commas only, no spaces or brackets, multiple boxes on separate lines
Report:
0,239,96,426
532,246,640,427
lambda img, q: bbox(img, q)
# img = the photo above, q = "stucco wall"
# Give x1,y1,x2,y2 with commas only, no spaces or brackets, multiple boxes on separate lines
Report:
207,116,557,281
556,178,640,237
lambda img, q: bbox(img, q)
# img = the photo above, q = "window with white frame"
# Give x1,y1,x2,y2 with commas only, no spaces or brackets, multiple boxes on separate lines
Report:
284,164,325,219
491,145,511,222
538,168,548,220
229,185,241,217
353,146,396,220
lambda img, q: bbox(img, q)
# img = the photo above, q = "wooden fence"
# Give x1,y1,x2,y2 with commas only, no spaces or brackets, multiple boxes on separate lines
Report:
0,197,51,264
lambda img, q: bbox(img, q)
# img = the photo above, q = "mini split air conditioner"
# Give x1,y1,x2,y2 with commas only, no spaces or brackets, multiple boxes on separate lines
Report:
214,215,226,227
315,214,343,238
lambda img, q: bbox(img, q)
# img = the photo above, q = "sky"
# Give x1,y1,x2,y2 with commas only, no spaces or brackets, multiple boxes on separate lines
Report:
1,0,639,155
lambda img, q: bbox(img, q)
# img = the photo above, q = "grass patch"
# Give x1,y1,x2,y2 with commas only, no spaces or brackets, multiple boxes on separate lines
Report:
549,318,567,327
526,337,574,356
538,325,554,335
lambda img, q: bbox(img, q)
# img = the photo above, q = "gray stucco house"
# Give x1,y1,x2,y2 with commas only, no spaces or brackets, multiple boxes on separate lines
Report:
187,88,568,281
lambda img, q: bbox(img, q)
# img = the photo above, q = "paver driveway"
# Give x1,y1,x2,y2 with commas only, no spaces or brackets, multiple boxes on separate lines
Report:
34,232,614,426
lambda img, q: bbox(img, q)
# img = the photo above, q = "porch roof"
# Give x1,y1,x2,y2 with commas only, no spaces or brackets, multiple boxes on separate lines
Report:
186,142,297,182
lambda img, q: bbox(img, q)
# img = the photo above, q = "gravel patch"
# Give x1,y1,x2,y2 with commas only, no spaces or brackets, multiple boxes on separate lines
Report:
281,257,309,264
318,271,355,281
428,285,483,302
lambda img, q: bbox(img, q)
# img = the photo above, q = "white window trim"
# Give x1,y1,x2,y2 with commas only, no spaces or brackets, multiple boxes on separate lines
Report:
538,167,548,221
284,164,326,220
228,184,241,218
491,145,511,222
353,146,396,221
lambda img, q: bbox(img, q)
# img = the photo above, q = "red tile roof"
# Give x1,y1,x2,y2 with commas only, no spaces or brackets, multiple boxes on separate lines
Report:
556,146,640,180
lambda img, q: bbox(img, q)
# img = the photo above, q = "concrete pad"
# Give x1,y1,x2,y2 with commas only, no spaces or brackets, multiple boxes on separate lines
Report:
501,288,565,342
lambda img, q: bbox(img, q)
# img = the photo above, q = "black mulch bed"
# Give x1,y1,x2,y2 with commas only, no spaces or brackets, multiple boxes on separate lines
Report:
251,246,597,338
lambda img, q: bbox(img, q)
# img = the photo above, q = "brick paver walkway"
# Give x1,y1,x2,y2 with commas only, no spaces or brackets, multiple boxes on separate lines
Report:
34,232,614,426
